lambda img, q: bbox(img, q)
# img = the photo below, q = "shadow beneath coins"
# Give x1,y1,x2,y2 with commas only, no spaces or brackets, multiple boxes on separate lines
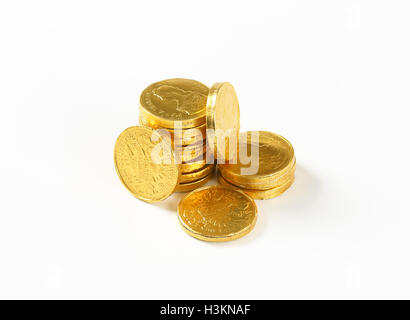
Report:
204,164,321,246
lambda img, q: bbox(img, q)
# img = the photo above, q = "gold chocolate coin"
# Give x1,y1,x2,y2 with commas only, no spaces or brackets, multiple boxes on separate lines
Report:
114,126,180,202
140,78,209,129
218,171,295,200
178,186,258,241
219,131,295,187
206,82,240,162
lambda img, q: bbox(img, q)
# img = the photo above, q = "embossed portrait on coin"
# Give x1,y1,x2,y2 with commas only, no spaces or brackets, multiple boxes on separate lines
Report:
151,85,207,116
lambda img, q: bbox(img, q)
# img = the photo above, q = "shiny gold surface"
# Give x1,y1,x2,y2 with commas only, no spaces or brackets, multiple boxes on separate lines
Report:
180,164,215,183
114,126,180,202
220,162,296,190
139,113,206,146
174,143,207,163
218,171,295,200
140,78,209,129
178,186,257,241
206,82,240,162
180,157,209,174
174,173,212,192
219,131,295,186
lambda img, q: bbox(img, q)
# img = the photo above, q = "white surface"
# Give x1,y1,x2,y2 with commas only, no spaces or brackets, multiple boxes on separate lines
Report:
1,1,409,299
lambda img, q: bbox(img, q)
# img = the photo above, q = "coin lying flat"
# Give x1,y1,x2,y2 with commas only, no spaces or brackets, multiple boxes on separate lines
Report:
180,164,215,183
140,78,209,129
114,126,180,202
218,131,295,187
218,171,295,200
206,82,240,163
174,173,213,193
178,186,258,241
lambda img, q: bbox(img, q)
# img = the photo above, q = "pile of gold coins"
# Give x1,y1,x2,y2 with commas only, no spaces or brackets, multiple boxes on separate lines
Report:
114,78,295,242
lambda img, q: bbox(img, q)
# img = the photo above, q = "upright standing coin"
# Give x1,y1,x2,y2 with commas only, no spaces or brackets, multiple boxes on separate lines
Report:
206,82,240,163
140,78,209,129
114,126,180,202
178,186,258,241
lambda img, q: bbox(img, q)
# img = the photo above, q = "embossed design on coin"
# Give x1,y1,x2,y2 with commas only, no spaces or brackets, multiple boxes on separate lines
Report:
151,85,206,115
140,79,209,128
178,186,257,241
114,126,180,202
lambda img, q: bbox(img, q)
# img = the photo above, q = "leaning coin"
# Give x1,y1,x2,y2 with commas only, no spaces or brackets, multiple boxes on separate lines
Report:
114,126,180,202
178,186,258,241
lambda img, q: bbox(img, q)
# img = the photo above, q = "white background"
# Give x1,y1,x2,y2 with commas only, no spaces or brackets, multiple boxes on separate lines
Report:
1,0,409,299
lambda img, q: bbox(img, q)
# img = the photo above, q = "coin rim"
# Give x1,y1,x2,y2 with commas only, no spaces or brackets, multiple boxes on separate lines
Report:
180,164,215,183
139,112,207,133
174,143,208,163
180,157,209,173
139,113,206,147
174,172,213,192
218,171,295,200
219,161,296,190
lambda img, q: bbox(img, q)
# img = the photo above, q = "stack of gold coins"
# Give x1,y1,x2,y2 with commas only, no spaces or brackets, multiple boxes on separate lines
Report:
218,131,295,200
138,78,215,192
